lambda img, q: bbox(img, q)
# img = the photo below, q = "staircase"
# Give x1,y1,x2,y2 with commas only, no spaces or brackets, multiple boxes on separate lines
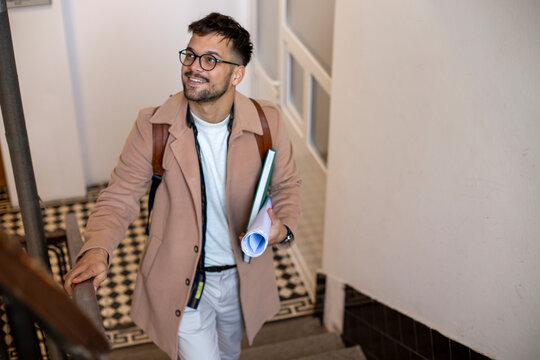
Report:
240,316,366,360
108,316,366,359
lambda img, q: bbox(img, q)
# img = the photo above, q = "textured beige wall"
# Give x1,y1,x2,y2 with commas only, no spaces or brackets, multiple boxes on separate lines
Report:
323,1,540,359
1,1,86,203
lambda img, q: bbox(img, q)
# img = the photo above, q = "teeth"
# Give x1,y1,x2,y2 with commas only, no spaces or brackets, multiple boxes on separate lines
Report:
189,77,205,83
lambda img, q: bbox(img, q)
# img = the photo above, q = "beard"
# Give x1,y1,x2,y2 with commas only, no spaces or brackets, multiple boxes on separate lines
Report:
182,70,232,103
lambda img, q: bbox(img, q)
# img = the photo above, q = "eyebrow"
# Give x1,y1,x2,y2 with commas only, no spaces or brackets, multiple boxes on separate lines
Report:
185,47,223,59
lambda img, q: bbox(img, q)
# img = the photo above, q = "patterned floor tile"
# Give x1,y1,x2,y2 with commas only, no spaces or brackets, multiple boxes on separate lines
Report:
0,183,314,353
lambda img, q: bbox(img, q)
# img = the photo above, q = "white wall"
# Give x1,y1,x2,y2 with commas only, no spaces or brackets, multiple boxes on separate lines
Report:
64,0,252,185
323,1,540,359
1,1,86,203
2,0,251,203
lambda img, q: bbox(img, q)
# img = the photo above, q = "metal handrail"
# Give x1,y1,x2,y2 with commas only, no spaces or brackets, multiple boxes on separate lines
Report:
65,213,106,332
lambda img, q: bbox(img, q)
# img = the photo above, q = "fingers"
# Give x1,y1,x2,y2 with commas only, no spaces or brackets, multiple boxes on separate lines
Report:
64,263,89,295
93,271,108,292
63,249,108,296
267,208,277,222
267,208,282,228
65,264,106,295
64,266,93,295
267,208,286,246
72,266,100,284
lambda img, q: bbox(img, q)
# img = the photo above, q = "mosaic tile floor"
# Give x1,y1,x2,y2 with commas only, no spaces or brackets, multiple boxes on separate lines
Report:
282,120,328,297
0,184,314,356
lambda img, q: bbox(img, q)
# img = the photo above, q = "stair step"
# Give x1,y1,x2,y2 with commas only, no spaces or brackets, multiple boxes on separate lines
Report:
295,345,367,360
242,316,326,348
108,343,169,360
239,332,344,360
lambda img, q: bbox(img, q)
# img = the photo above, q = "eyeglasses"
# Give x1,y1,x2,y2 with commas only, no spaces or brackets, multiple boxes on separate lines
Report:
179,49,241,71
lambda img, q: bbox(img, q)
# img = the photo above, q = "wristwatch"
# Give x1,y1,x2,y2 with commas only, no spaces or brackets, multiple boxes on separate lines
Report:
280,225,294,246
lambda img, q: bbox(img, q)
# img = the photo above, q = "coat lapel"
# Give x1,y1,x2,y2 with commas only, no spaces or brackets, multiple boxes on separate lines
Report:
228,93,263,144
151,93,203,234
169,130,202,233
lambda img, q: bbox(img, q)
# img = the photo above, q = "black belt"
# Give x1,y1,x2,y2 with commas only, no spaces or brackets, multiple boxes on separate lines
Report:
204,264,237,273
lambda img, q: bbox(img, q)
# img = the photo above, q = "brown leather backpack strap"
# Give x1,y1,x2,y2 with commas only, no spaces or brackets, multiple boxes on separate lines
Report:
147,106,169,235
151,107,169,176
152,123,169,175
249,98,273,162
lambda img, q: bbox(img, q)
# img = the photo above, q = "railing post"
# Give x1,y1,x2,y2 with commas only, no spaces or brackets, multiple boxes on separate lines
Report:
3,294,41,360
0,3,69,359
0,298,11,360
0,0,49,267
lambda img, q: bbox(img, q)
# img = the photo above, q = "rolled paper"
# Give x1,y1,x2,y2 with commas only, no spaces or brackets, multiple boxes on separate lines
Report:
241,195,272,257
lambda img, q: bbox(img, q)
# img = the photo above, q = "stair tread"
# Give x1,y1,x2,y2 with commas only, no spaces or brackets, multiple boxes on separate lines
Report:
240,332,344,360
242,316,326,348
108,343,169,360
294,345,367,360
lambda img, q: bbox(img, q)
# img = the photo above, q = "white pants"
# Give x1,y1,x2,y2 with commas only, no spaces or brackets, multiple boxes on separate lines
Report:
177,268,243,360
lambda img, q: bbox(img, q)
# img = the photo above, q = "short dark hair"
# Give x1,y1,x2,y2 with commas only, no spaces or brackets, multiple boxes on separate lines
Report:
188,12,253,66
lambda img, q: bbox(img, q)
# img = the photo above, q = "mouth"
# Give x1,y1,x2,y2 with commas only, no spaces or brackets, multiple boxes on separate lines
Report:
184,72,208,85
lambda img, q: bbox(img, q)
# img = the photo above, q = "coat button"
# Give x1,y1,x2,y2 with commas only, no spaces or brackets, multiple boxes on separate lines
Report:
175,309,181,317
194,245,199,253
185,279,190,286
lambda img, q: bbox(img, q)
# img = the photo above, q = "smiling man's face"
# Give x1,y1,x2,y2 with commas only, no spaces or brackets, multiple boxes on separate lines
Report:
182,33,242,103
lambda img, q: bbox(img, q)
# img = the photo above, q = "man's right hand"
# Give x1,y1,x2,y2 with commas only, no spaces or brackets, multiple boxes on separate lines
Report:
63,248,108,296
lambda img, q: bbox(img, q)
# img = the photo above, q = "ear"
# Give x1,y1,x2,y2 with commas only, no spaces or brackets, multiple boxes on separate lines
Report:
230,65,245,86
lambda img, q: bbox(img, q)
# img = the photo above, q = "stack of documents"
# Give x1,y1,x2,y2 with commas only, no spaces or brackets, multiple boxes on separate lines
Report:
242,149,276,262
241,195,272,257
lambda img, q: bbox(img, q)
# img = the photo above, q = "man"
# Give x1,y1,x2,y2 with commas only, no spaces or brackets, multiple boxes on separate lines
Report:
64,12,300,360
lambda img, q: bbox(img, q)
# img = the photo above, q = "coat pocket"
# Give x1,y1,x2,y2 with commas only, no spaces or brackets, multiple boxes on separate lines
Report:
140,235,162,277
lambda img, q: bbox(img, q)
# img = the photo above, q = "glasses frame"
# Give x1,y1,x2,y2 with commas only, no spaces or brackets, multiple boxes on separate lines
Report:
179,49,241,71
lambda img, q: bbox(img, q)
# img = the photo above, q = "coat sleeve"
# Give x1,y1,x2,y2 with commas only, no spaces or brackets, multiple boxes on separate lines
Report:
78,107,156,262
261,102,302,241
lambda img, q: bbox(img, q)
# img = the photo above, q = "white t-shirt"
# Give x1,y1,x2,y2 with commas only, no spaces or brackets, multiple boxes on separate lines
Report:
192,112,235,266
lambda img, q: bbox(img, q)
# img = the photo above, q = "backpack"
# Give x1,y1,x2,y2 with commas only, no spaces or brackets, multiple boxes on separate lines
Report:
145,98,272,234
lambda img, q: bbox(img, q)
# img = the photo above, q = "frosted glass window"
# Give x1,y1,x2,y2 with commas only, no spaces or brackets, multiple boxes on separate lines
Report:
256,0,279,79
289,55,304,116
310,78,330,163
287,0,335,74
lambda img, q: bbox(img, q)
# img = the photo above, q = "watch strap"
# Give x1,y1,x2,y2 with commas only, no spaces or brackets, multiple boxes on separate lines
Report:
280,225,294,245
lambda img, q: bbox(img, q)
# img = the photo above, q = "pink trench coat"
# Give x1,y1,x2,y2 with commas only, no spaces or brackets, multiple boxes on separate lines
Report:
79,91,301,359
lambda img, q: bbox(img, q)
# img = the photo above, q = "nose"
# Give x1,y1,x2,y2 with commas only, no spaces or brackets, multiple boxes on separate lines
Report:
188,56,204,72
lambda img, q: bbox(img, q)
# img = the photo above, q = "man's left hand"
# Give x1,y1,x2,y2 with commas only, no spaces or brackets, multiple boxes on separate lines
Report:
267,208,287,246
236,208,287,247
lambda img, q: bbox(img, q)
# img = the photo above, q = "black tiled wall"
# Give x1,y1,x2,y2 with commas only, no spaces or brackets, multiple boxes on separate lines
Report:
314,272,326,322
342,284,493,360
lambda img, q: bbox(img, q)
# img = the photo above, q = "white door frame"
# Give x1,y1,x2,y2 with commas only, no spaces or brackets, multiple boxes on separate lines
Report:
250,0,333,172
